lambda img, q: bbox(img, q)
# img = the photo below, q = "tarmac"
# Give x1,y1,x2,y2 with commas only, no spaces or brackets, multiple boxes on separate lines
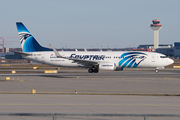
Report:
0,68,180,95
0,67,180,120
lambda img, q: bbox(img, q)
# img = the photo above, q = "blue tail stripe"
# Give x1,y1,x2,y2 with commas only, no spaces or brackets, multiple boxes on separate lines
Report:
23,36,35,52
16,22,31,33
22,36,53,52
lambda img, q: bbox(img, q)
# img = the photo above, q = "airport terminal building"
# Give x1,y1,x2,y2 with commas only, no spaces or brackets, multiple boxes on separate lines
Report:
137,43,180,58
174,42,180,58
137,44,174,57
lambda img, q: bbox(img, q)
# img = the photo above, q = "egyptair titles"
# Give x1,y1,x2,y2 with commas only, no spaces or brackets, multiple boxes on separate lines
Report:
69,54,105,60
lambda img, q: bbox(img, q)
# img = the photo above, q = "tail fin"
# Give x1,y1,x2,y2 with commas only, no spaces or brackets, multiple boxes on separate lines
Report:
16,22,53,52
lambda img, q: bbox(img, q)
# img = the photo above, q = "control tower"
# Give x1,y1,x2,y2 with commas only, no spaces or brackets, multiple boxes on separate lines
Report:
150,19,162,49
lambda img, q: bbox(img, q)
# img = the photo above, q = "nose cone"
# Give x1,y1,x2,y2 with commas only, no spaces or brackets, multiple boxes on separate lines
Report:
167,58,174,65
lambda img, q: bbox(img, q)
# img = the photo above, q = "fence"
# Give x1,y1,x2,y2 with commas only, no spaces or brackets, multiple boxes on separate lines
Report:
0,113,180,120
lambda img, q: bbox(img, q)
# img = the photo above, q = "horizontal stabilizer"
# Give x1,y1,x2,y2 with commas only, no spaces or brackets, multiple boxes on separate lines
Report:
14,51,32,56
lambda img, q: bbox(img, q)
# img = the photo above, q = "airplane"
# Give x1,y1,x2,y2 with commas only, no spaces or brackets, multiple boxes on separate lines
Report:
15,22,174,73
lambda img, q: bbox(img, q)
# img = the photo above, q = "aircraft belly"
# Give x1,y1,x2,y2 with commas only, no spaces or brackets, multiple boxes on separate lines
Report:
47,59,78,67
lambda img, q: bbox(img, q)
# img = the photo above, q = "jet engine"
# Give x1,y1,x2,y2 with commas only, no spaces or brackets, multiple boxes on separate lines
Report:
99,63,116,71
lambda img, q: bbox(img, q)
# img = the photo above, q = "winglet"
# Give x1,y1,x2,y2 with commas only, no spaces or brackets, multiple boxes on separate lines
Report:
52,47,63,58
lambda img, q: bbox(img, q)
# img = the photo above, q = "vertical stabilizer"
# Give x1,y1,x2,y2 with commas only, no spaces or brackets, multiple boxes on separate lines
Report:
16,22,53,52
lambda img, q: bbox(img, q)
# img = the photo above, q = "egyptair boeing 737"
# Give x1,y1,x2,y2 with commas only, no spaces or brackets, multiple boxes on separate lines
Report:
15,22,174,73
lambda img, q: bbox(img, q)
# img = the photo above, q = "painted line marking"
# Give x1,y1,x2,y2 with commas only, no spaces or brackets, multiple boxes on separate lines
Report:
0,104,179,107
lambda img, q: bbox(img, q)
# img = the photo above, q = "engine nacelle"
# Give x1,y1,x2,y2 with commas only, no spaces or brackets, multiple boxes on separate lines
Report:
99,63,116,71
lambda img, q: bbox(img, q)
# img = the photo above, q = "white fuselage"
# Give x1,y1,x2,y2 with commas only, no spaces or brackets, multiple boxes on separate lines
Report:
22,51,174,69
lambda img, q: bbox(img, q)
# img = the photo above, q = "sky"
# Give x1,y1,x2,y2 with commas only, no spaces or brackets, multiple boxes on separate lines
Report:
0,0,180,49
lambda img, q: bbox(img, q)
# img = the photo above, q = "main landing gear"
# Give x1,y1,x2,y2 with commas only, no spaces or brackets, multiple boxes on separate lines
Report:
88,68,99,73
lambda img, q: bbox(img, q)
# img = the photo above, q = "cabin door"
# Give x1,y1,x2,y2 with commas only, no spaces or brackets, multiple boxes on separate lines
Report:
42,54,45,63
152,55,155,63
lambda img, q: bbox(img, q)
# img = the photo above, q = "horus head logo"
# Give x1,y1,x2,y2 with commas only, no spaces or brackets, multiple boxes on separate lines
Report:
119,52,147,68
19,33,32,45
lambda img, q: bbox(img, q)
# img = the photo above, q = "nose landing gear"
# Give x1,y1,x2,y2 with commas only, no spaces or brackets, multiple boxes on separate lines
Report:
155,67,164,73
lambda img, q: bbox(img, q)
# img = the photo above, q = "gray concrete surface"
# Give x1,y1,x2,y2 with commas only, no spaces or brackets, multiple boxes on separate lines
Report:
0,68,180,120
0,95,180,120
0,68,180,94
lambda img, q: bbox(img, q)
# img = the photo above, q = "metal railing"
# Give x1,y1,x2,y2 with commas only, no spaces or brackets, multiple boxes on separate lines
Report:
0,113,180,120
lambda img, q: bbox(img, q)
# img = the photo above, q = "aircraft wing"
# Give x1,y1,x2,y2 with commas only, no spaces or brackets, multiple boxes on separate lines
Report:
52,47,99,67
70,58,99,67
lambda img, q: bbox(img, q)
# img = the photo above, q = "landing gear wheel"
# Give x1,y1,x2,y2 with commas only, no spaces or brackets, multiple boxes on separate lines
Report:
155,69,159,73
88,68,94,73
93,68,99,73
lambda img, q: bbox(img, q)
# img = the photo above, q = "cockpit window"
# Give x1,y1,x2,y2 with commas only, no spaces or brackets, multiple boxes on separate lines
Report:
160,56,167,58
